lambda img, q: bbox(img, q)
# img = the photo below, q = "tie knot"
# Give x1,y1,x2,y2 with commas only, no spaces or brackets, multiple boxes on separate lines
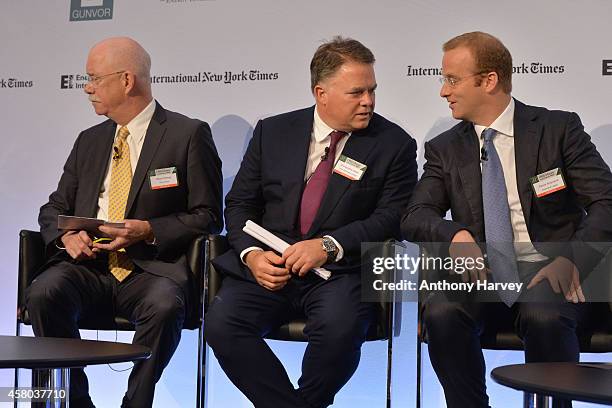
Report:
329,130,347,147
482,128,496,143
118,126,130,141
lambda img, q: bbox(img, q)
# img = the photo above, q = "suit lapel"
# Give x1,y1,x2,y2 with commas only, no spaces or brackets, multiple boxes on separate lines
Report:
454,123,484,229
513,99,542,230
125,103,167,216
306,126,376,236
282,108,313,233
84,121,115,217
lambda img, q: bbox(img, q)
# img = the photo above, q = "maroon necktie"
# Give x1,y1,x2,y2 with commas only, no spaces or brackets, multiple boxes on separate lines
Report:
299,130,347,235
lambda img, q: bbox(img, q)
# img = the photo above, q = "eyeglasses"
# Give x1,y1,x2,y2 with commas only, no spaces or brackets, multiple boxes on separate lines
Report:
86,70,125,87
438,72,487,87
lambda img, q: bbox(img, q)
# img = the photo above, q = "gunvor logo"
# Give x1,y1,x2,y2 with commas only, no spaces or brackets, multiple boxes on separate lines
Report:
70,0,113,22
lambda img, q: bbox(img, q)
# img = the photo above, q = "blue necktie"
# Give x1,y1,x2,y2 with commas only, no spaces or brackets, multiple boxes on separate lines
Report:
482,128,520,306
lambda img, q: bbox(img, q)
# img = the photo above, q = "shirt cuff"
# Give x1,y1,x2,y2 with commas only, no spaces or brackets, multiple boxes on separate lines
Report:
55,238,66,250
324,235,344,262
55,231,76,250
240,247,264,265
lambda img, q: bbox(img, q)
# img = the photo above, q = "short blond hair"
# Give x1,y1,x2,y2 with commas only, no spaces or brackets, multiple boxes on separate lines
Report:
444,31,512,93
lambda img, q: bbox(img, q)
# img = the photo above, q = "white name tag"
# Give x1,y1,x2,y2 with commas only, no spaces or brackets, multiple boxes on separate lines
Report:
530,168,566,198
333,155,367,181
149,167,179,190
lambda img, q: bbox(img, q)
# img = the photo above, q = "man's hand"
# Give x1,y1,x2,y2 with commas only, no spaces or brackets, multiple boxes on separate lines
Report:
282,239,327,277
93,219,153,252
61,230,97,261
527,256,585,303
449,230,488,283
245,250,291,291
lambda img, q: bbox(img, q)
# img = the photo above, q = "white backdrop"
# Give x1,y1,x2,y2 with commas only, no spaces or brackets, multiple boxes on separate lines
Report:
1,1,611,406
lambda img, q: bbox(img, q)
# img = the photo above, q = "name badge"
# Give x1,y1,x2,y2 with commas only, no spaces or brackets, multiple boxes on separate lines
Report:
333,155,367,180
530,168,566,198
149,167,179,190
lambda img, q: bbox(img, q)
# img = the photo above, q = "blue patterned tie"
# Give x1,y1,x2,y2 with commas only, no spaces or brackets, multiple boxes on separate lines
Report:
482,128,520,306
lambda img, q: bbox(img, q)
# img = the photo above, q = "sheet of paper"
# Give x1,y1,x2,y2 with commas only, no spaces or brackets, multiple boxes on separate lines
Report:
243,220,331,280
58,215,125,233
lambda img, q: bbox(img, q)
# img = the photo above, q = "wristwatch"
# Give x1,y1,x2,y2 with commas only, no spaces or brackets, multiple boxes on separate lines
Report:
321,236,339,264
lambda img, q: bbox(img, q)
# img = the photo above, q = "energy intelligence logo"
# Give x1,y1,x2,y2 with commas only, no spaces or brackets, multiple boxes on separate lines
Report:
603,60,612,76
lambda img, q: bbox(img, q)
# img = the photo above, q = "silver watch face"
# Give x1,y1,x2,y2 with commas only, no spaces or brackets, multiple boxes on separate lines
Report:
322,238,337,254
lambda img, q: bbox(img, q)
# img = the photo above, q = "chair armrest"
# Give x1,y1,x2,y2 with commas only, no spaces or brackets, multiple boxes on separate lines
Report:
205,234,230,310
186,235,206,283
372,239,399,340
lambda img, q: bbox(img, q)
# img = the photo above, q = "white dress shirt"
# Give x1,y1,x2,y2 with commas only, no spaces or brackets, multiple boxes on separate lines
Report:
474,98,547,262
303,107,351,181
96,99,156,221
240,106,347,264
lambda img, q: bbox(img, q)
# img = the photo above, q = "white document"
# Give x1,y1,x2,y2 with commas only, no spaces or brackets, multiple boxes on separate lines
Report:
243,220,331,280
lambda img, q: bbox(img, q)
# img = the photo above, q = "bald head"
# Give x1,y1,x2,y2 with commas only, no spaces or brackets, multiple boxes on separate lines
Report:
88,37,152,94
85,37,153,124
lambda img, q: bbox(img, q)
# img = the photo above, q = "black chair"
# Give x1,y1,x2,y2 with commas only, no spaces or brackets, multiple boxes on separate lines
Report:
16,229,210,408
415,249,612,408
202,237,399,408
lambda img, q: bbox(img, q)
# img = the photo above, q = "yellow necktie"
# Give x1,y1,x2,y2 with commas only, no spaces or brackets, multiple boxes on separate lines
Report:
108,126,134,282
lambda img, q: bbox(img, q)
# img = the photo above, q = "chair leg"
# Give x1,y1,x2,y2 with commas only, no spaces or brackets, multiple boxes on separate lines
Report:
14,322,21,408
31,368,69,408
196,325,203,408
13,372,19,408
416,335,422,408
385,305,394,408
202,346,210,408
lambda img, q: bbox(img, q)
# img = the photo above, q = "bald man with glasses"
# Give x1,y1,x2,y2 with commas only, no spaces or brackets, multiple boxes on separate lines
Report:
26,37,222,408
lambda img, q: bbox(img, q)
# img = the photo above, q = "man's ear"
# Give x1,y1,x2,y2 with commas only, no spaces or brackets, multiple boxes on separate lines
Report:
313,84,327,106
122,71,135,94
483,72,500,93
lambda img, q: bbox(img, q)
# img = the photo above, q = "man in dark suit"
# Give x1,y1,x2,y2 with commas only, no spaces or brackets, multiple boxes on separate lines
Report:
26,37,222,407
402,31,612,408
206,36,417,408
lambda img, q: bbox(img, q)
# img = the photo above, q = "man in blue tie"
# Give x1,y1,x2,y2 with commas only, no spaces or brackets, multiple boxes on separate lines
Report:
206,36,417,407
402,31,612,408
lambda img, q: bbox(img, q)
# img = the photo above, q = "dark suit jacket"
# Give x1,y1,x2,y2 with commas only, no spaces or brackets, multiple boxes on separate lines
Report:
213,106,418,282
38,101,223,306
402,99,612,274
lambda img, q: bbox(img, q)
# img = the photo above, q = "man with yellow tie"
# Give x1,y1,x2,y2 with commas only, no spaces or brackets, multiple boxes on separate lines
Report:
26,37,223,408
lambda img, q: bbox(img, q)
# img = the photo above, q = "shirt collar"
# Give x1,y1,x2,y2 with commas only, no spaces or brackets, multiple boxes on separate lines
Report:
474,97,514,139
313,105,352,142
115,99,156,144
